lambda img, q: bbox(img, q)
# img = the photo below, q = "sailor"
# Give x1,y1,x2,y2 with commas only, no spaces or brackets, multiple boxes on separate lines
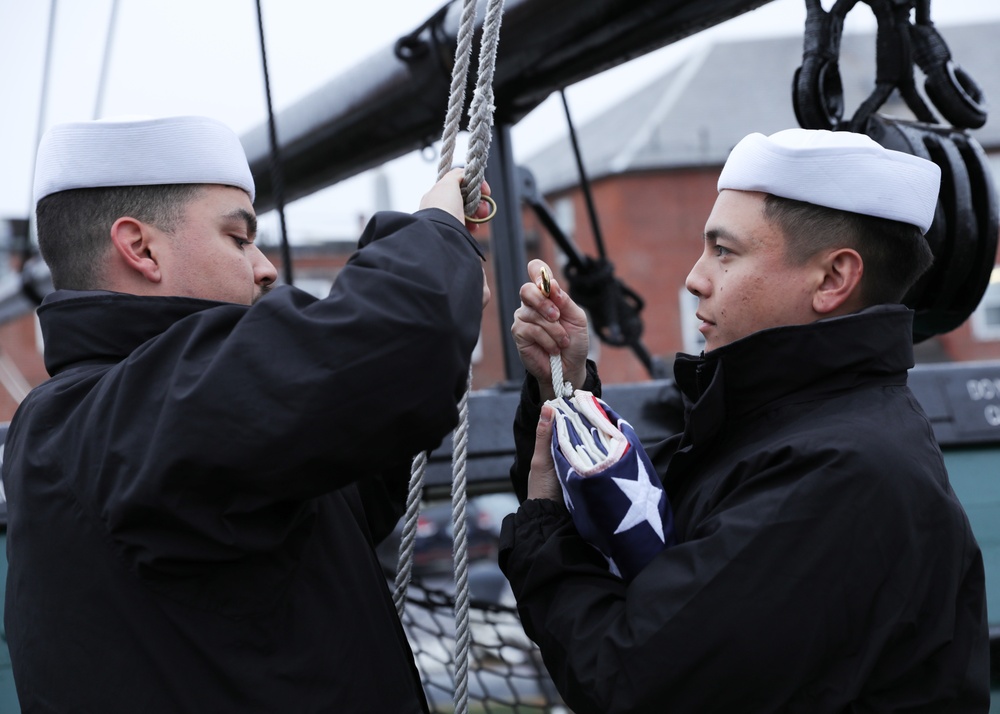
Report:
501,128,990,712
2,114,490,713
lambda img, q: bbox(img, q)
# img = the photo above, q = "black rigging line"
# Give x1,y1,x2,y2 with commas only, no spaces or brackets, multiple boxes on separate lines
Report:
559,89,607,261
254,0,294,286
536,89,669,379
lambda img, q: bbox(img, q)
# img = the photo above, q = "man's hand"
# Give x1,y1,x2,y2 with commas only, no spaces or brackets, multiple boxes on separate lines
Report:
527,404,562,502
511,259,590,400
419,167,493,233
418,168,492,309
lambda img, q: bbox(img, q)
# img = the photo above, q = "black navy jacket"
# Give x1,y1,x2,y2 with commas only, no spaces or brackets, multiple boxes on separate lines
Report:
500,305,990,713
2,208,484,713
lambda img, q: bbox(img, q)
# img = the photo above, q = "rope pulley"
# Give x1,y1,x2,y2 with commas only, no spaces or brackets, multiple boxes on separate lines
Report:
519,166,669,379
909,4,988,129
792,0,996,342
563,256,645,348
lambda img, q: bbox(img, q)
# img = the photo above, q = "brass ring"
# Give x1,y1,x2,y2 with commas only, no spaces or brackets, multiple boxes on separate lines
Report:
465,195,497,224
539,266,551,297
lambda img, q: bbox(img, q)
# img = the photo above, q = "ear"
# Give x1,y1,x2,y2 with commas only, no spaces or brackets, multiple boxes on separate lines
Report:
109,217,162,284
812,248,864,315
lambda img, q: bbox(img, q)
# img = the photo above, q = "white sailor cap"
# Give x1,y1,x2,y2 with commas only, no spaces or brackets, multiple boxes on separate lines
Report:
33,115,255,205
718,128,941,234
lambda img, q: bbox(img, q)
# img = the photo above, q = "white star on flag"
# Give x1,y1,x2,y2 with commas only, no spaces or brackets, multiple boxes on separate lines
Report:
611,457,666,542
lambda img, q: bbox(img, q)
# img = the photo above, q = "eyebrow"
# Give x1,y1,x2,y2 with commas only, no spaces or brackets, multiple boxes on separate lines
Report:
223,208,258,241
706,227,735,243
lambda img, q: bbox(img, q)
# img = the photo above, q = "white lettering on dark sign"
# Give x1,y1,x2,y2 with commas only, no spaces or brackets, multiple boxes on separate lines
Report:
966,378,1000,401
965,379,1000,429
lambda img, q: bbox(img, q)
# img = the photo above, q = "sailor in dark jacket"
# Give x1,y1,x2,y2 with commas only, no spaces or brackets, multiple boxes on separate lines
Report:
2,115,491,713
499,129,990,712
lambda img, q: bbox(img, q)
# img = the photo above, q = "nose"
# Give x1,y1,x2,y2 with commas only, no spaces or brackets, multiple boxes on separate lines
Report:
253,246,278,287
685,255,709,298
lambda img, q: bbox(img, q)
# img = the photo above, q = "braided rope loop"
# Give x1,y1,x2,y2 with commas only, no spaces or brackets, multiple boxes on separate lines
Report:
396,0,480,617
393,1,504,712
460,0,504,214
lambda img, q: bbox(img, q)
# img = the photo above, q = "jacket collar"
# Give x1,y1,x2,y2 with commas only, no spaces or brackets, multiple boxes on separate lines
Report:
37,290,244,375
673,305,916,424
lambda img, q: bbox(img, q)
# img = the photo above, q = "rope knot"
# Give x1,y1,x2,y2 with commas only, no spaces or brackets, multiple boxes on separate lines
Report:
550,354,574,398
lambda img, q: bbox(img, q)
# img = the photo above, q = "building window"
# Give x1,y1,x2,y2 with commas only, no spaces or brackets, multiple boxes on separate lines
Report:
679,288,705,354
970,152,1000,341
971,267,1000,341
553,197,575,238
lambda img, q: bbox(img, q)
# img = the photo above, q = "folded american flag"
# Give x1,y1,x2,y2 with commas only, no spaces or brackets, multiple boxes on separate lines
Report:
548,390,676,581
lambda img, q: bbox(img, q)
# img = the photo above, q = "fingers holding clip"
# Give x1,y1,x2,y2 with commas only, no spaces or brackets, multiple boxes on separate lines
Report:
539,265,551,297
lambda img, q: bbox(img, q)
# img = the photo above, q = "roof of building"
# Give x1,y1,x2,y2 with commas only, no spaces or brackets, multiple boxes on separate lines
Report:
527,21,1000,194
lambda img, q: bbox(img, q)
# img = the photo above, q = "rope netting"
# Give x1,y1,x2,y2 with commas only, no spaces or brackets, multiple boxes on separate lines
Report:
394,576,570,714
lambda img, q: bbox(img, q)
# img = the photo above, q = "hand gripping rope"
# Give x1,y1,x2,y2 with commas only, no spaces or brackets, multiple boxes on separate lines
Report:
539,266,574,398
392,1,504,712
538,267,676,582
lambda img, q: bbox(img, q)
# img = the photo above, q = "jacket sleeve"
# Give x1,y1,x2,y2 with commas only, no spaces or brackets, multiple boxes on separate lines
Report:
102,208,485,502
354,459,412,545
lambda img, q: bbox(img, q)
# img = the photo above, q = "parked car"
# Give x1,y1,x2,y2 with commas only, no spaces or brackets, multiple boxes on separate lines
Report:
377,493,519,577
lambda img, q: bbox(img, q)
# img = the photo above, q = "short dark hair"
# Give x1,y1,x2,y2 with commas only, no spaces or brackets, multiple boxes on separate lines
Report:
762,194,935,306
35,184,202,290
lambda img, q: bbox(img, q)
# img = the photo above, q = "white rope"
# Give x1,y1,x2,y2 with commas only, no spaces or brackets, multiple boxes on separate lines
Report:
458,0,504,215
540,268,573,399
391,450,424,615
393,2,504,712
435,0,480,185
550,354,574,398
449,367,473,711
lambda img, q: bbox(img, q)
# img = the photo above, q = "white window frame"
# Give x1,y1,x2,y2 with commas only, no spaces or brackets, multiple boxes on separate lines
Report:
970,151,1000,341
679,288,704,355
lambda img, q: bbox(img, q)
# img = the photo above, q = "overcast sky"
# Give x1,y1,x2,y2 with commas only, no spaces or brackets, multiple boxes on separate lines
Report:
2,0,999,243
